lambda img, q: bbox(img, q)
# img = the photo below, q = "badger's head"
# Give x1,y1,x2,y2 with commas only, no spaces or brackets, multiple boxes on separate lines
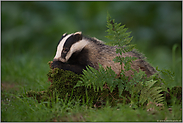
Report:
53,32,88,62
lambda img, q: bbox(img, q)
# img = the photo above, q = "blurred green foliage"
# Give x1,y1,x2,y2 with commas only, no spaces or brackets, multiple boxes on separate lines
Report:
2,1,181,77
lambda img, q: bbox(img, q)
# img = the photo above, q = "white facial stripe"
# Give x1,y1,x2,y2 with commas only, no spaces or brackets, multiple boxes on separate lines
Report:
54,34,72,60
65,39,89,62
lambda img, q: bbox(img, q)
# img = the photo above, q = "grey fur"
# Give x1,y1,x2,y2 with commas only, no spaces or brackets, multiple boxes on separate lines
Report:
82,36,156,77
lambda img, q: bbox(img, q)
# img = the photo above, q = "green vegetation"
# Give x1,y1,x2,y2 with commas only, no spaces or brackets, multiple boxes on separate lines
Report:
2,2,182,122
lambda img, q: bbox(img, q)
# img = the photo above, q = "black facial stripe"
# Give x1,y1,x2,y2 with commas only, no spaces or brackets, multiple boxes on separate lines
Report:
63,34,82,52
57,33,68,45
60,35,77,59
64,35,77,49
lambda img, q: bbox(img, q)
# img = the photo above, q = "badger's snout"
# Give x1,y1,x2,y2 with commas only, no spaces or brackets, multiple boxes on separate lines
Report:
53,57,67,62
53,58,59,62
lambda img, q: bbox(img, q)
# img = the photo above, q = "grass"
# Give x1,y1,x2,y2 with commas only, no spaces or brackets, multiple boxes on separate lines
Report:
1,52,51,91
1,41,182,122
1,52,51,121
2,92,182,122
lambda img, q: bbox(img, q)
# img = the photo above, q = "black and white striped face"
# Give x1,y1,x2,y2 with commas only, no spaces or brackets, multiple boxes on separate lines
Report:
53,32,88,62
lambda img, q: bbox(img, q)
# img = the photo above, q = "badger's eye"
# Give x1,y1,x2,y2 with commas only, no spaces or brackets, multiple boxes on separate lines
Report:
63,48,69,53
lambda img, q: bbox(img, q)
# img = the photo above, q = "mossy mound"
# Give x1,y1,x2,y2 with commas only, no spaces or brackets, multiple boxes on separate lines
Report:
46,61,124,107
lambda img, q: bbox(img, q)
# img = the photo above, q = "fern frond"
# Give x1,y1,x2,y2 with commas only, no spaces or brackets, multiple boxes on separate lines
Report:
105,13,133,48
77,64,117,92
145,79,158,88
139,80,164,105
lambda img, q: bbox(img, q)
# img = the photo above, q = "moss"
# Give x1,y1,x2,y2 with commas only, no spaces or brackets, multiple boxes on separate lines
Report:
47,65,82,99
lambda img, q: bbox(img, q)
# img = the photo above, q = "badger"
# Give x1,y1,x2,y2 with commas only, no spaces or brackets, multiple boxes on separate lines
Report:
52,31,157,77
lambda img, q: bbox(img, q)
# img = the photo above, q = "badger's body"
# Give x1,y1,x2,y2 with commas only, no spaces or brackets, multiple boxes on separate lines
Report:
52,32,156,77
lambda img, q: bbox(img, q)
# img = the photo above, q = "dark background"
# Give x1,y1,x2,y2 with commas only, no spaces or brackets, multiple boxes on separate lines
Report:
2,1,182,72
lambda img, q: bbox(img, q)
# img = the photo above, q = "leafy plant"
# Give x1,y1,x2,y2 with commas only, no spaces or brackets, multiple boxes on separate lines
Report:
77,13,165,108
75,64,117,93
105,13,136,74
139,79,164,105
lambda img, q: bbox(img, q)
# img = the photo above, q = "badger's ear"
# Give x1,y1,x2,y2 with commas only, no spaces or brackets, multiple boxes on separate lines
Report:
74,31,82,35
63,33,67,36
74,31,82,41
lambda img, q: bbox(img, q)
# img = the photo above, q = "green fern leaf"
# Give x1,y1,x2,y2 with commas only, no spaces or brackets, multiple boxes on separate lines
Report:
139,80,164,105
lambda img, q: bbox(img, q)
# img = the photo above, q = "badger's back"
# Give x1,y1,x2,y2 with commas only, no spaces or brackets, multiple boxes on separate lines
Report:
79,37,156,77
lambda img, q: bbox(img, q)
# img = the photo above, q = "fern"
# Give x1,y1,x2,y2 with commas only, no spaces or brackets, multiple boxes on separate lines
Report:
105,13,137,76
105,12,135,53
156,67,175,88
75,13,165,107
139,79,164,105
105,13,165,106
75,64,118,93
